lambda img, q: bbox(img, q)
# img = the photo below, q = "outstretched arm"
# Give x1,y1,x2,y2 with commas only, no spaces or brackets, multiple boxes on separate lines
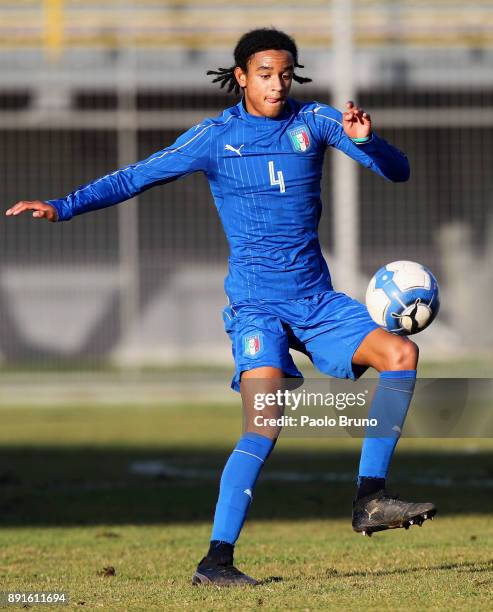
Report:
5,122,212,222
315,101,410,183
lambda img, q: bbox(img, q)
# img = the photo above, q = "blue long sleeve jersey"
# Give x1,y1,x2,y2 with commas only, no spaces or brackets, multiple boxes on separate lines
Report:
48,99,409,301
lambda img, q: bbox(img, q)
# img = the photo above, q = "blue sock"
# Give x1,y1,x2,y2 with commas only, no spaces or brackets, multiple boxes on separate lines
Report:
211,432,274,545
358,370,417,483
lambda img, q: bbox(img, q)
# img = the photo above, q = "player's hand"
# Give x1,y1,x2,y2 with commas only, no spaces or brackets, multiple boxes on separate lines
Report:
342,101,372,140
5,200,58,222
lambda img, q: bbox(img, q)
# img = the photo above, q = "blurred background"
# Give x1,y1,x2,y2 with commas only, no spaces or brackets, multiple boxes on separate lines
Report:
0,0,492,403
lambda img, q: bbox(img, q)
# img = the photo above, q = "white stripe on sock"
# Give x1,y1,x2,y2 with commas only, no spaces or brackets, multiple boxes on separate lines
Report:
233,449,264,463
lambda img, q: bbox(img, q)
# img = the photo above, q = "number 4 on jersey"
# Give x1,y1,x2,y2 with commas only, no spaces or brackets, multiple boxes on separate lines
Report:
268,161,286,193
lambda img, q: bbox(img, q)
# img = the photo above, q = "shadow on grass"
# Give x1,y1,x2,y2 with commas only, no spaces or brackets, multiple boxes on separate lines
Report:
259,576,284,585
336,559,493,578
1,447,492,527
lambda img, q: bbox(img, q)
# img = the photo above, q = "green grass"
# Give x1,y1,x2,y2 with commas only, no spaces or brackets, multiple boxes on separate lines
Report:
2,519,492,610
0,354,492,377
1,404,492,610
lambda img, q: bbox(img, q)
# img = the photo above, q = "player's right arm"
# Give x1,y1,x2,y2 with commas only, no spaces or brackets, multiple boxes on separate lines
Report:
6,200,59,221
5,122,213,222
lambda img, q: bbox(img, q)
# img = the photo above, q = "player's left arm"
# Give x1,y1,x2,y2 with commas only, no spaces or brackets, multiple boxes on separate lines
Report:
318,101,410,182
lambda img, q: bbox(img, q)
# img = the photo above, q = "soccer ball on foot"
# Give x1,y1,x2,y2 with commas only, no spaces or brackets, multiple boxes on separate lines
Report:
365,260,440,335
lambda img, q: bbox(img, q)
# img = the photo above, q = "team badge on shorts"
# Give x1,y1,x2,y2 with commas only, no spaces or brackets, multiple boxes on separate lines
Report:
288,127,311,153
243,333,263,358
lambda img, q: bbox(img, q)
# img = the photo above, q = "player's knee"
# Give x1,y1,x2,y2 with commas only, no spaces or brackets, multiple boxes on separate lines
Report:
384,338,419,371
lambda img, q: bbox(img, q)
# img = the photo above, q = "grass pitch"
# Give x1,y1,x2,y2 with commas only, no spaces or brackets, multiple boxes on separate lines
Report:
0,403,492,610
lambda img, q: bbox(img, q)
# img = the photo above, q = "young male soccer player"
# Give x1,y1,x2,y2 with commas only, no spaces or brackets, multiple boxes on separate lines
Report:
6,28,436,587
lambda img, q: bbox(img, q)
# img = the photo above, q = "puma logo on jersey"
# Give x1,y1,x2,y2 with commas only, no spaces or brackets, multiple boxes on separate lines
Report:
225,144,245,157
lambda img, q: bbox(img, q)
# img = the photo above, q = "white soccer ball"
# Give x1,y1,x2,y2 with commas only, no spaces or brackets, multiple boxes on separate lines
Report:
365,260,440,335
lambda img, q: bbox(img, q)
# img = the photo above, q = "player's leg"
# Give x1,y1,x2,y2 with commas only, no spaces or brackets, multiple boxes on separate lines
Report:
193,366,285,586
351,328,436,535
353,327,418,495
193,304,299,586
289,292,436,536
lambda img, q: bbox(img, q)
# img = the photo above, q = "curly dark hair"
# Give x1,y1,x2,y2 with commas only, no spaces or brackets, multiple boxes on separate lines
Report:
207,28,312,95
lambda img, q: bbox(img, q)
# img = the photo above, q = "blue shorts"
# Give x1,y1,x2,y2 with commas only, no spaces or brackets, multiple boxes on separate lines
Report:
223,290,380,392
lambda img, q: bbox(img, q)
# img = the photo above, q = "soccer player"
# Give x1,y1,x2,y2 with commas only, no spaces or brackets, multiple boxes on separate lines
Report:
6,28,436,587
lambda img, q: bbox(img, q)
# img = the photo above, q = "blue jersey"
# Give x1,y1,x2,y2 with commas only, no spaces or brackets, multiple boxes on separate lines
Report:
48,99,409,301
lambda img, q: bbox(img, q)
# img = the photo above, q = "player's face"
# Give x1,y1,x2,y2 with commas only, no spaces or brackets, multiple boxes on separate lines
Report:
234,50,294,118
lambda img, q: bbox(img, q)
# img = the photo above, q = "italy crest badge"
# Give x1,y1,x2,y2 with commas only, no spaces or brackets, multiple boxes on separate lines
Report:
288,127,311,153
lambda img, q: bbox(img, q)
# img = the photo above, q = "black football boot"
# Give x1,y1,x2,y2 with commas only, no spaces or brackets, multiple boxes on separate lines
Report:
352,489,437,537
